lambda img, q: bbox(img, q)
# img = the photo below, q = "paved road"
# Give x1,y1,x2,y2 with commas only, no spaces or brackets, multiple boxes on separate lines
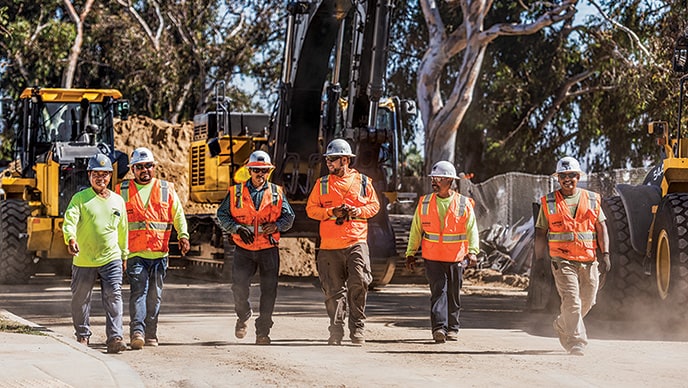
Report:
2,273,687,387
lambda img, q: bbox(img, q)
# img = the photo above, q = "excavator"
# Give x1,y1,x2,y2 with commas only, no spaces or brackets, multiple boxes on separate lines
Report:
186,0,416,286
0,87,130,283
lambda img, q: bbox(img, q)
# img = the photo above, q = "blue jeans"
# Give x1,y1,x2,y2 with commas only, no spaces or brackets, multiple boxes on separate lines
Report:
424,259,463,334
126,256,167,339
71,259,124,342
232,246,279,336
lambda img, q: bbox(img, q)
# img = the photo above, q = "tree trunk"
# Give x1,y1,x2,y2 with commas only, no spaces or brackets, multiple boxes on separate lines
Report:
61,0,94,88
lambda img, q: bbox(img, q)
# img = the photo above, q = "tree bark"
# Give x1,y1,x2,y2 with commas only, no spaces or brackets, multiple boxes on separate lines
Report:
61,0,95,88
417,0,578,174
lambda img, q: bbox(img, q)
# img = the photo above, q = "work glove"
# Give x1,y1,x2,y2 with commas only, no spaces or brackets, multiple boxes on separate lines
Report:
237,226,255,245
599,252,611,274
464,253,478,268
406,255,418,271
332,204,348,218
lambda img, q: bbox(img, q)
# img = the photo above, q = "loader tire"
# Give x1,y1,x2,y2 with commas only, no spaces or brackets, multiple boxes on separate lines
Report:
0,200,36,284
593,197,653,319
652,194,688,320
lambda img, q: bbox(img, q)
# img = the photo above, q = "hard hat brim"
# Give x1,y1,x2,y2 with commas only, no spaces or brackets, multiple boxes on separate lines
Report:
552,170,586,177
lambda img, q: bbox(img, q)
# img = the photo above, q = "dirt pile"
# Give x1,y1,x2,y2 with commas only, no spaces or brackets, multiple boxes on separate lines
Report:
114,115,316,276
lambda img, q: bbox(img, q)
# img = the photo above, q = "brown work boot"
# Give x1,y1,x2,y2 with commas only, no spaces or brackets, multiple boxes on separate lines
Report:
569,345,585,356
327,335,342,346
130,332,144,350
106,337,127,354
350,328,365,345
446,331,459,341
77,336,89,346
433,329,446,344
256,335,271,345
235,320,248,339
145,337,159,347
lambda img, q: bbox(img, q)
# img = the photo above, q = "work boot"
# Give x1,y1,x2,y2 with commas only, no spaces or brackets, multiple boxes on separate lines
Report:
256,335,271,345
145,337,159,347
327,335,342,346
106,337,127,354
350,328,365,345
446,331,459,341
235,320,248,339
76,336,89,346
569,345,585,356
130,332,144,350
433,329,446,344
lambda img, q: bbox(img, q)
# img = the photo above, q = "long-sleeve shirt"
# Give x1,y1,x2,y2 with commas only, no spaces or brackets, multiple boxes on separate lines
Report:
216,180,295,234
62,188,128,267
306,168,380,249
405,193,479,258
125,180,189,259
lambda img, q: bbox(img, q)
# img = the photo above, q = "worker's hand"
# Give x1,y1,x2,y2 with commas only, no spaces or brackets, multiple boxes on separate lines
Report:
406,255,418,271
237,226,255,245
67,239,79,256
261,223,278,235
598,252,611,274
534,256,548,279
464,253,478,268
122,259,127,271
179,238,191,256
332,205,348,218
348,207,361,218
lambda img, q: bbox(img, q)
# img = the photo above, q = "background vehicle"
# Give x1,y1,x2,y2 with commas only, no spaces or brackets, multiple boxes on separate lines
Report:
185,0,417,286
0,87,129,283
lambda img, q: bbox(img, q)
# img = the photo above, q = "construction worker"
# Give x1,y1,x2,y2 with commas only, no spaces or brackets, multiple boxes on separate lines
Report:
306,138,380,346
217,150,294,345
534,156,610,356
405,161,479,343
62,153,128,353
115,147,190,349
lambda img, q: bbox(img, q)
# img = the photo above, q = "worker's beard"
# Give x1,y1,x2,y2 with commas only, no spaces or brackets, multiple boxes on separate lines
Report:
431,183,440,192
135,173,153,185
329,165,344,176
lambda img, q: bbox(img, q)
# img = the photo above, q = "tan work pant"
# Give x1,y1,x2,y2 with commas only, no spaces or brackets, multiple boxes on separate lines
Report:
551,259,599,350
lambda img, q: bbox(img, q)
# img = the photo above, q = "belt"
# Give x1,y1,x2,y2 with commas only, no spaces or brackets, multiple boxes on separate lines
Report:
551,257,594,270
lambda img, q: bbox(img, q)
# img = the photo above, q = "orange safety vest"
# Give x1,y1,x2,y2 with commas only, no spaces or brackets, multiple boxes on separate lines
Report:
418,192,472,262
316,172,372,249
230,182,283,251
541,189,600,262
116,179,174,254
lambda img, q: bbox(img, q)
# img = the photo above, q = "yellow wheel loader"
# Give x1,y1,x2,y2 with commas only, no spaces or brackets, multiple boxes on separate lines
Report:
0,87,129,283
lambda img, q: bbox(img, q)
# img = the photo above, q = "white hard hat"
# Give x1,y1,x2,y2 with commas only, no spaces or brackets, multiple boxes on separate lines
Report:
129,147,156,167
88,153,113,172
429,161,459,179
247,150,274,169
323,138,355,157
554,156,585,176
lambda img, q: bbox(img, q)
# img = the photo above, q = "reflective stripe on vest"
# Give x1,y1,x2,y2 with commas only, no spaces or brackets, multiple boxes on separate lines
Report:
418,192,471,262
230,182,283,251
542,189,600,262
120,180,170,205
320,173,368,196
117,179,174,253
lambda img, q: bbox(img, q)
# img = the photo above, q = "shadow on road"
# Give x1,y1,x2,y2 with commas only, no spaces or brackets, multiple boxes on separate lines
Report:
2,272,686,343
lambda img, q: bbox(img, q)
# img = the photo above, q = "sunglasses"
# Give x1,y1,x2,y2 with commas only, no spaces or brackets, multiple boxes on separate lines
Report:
558,172,579,180
325,156,342,163
249,168,269,174
134,163,155,170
